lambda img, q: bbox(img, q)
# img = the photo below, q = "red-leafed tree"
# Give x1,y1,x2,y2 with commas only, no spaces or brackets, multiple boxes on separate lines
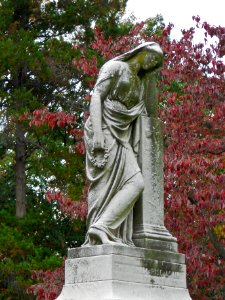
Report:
158,18,225,299
28,16,224,300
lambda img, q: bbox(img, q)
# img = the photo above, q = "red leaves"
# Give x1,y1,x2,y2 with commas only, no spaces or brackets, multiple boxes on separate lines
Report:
46,185,88,220
74,142,85,155
29,108,77,129
193,15,201,24
27,264,65,300
158,19,225,299
69,128,83,140
129,22,145,36
20,107,86,156
72,56,98,78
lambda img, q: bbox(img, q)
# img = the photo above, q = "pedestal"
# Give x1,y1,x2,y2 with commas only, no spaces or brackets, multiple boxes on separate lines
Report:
57,245,191,300
56,116,192,299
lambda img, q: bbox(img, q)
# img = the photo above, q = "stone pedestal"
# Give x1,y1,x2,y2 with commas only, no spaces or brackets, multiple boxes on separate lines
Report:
56,116,192,299
57,245,191,300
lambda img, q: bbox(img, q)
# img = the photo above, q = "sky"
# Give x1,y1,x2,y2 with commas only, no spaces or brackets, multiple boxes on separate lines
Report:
125,0,225,41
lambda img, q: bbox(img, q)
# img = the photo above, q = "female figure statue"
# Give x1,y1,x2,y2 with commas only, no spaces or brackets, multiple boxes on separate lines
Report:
83,42,163,246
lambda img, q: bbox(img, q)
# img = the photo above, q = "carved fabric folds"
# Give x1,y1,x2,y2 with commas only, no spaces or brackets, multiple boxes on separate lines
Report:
84,98,144,245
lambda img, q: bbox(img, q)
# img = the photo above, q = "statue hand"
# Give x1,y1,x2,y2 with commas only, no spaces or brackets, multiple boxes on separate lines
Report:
91,132,109,169
93,132,105,150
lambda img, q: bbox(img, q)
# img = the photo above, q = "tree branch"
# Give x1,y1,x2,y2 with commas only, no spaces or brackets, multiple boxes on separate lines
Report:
207,145,225,155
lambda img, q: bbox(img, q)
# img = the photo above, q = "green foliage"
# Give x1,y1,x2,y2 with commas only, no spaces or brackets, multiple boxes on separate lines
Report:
0,0,129,199
0,0,131,298
144,14,165,37
0,0,129,210
25,127,85,198
0,220,60,299
0,199,86,299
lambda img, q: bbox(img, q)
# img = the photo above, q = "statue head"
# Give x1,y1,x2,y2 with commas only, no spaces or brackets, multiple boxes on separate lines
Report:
113,42,163,73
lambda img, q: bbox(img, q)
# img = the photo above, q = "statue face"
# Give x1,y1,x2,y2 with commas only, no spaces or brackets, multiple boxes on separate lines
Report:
140,50,162,71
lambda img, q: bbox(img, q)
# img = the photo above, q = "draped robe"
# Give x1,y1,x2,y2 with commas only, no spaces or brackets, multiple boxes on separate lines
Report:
83,60,144,245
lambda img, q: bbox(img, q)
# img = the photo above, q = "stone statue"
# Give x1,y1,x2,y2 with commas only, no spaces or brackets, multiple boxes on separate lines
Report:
57,42,192,300
83,42,164,246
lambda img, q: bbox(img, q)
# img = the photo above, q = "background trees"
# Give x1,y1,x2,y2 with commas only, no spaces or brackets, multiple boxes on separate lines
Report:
160,20,225,299
0,0,127,298
29,19,225,300
0,0,127,218
0,1,224,299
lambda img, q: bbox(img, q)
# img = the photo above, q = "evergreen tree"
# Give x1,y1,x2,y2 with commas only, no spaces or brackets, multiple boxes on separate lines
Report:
0,0,127,218
0,1,128,298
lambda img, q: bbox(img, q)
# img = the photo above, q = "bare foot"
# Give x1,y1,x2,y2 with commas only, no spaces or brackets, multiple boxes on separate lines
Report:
126,240,136,247
89,227,117,245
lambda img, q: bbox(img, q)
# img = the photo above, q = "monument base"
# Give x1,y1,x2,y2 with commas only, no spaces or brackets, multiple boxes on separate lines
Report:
133,224,178,252
57,245,191,300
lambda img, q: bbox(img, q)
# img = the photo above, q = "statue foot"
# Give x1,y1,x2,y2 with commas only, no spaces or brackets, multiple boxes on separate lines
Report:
89,227,118,245
126,240,136,247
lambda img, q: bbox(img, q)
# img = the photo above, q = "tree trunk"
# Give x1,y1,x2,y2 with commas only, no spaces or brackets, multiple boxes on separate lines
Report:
15,122,26,218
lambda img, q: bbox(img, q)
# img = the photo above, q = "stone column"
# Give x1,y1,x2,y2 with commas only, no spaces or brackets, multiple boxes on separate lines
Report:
133,115,177,252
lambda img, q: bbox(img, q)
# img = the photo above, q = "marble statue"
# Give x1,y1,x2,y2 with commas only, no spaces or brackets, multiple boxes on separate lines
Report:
57,42,192,300
83,42,164,246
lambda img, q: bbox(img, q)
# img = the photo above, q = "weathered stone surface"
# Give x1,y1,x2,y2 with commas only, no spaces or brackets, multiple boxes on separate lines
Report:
68,245,184,264
57,281,192,300
133,116,177,252
135,116,164,227
57,245,191,300
83,43,165,246
133,236,178,253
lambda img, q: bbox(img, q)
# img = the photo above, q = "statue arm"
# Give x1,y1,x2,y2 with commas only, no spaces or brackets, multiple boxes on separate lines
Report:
90,78,112,149
142,72,158,118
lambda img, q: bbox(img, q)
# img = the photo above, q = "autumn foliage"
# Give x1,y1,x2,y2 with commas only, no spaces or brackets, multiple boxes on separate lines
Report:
25,17,225,300
28,265,65,300
160,18,225,299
